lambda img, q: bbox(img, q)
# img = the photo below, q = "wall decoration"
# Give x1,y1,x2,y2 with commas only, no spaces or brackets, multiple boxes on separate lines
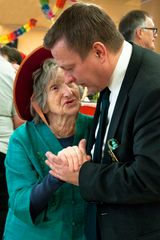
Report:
39,0,76,21
0,18,37,45
40,0,55,20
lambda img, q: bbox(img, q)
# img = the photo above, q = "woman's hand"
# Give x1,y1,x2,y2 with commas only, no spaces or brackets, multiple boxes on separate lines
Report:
45,139,91,184
58,139,90,172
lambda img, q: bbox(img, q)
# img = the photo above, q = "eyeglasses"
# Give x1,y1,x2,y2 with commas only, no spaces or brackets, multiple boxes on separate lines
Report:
107,138,119,162
141,27,158,35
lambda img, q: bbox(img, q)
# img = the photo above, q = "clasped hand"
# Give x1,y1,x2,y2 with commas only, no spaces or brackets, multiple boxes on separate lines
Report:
45,139,91,185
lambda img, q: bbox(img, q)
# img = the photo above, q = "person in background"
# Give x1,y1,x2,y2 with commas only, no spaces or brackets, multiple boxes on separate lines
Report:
0,46,24,239
118,10,158,51
43,3,160,240
3,46,92,240
0,45,23,65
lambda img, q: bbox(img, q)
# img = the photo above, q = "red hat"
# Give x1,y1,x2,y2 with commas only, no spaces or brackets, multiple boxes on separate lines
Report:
14,46,52,120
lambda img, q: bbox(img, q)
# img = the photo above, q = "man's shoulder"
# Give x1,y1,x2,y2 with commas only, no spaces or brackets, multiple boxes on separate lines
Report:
132,43,160,59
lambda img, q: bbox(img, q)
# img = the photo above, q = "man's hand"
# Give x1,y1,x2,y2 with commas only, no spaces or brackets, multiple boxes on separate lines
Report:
58,139,90,171
45,139,91,185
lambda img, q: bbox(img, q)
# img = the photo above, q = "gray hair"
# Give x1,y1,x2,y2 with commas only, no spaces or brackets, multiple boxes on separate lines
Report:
44,2,124,59
118,10,151,42
30,58,58,123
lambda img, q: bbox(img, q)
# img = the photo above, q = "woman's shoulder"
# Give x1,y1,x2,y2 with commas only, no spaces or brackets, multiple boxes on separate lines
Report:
10,121,41,141
76,113,93,132
78,112,93,123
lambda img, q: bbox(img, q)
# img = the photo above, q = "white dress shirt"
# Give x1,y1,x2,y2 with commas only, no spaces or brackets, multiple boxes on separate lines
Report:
92,41,133,158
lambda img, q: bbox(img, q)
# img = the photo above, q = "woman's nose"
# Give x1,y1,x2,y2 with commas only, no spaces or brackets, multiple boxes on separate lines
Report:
62,84,73,97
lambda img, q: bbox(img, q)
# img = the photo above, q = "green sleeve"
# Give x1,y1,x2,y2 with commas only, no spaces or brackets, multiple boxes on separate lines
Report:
5,126,45,225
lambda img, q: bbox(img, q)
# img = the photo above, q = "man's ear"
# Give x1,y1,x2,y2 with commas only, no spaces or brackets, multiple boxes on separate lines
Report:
92,42,107,61
135,28,143,40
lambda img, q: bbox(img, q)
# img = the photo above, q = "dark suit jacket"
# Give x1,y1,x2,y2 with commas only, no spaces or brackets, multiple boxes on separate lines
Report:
79,44,160,240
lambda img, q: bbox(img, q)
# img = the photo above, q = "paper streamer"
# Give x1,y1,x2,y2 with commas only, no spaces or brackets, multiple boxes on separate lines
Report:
39,0,76,21
0,18,37,45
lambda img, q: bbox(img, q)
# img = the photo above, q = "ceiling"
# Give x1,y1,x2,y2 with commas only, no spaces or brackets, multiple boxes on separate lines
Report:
0,0,141,30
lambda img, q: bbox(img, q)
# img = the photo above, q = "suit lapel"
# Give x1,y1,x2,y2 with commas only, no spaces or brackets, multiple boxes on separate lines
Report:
87,44,144,157
107,44,143,140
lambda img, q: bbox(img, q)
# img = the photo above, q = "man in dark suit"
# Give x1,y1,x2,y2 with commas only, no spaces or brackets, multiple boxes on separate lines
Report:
44,3,160,240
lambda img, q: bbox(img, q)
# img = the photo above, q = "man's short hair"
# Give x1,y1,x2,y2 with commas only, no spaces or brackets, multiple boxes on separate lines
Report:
118,10,150,41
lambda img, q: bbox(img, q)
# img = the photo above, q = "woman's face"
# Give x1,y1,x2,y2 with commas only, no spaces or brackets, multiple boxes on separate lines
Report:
45,68,80,118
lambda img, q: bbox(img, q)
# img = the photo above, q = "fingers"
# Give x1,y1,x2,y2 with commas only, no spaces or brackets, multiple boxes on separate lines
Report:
58,146,83,172
49,166,79,186
45,139,91,175
45,151,79,185
45,151,65,171
45,151,59,164
78,139,87,154
79,139,91,163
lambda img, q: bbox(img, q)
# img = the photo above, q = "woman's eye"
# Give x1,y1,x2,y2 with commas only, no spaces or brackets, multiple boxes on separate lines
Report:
51,85,58,91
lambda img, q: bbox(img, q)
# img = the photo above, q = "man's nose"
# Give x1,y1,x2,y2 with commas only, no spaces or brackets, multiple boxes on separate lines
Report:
154,31,158,38
64,71,75,84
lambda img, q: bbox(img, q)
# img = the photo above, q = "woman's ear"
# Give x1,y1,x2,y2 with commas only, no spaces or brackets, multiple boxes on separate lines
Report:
43,104,49,114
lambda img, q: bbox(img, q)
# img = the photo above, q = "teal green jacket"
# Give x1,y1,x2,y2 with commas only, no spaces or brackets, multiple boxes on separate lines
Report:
4,113,93,240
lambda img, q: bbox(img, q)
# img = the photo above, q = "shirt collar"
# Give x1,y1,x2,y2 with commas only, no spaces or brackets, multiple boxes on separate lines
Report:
109,41,132,94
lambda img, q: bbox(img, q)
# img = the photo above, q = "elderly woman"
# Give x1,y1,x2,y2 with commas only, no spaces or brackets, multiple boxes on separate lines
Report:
3,47,93,240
